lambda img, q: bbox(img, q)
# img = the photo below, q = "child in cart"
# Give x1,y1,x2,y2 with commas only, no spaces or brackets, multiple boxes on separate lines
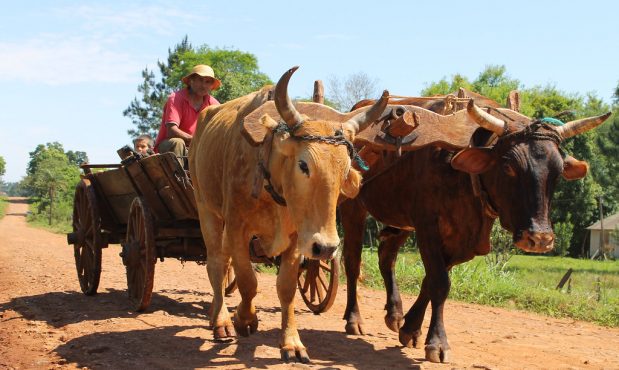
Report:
133,134,154,156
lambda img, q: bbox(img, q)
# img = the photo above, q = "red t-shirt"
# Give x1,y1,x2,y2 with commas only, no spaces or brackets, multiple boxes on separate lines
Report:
154,88,220,151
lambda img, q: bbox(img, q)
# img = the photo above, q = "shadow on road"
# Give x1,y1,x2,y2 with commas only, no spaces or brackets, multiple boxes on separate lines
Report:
0,288,216,328
53,326,421,369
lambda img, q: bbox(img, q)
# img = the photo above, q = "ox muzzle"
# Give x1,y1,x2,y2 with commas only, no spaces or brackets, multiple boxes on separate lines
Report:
514,230,555,253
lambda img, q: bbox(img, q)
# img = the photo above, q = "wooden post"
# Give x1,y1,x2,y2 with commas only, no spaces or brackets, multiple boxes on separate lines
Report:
313,80,324,104
556,268,573,290
507,90,521,112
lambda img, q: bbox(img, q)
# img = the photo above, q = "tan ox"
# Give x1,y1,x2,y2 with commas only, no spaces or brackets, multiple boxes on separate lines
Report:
189,67,389,363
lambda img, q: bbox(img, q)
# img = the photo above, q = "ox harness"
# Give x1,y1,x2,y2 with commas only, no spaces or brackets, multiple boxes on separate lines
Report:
473,115,566,219
253,121,368,207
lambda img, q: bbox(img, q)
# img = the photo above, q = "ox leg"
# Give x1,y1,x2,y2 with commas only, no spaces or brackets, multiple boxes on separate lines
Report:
378,227,409,332
229,229,259,337
340,199,368,335
199,211,235,341
399,275,429,348
417,231,451,363
277,245,310,363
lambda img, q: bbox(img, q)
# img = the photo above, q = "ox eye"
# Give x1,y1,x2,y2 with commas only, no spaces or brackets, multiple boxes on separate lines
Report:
298,160,310,176
503,163,516,177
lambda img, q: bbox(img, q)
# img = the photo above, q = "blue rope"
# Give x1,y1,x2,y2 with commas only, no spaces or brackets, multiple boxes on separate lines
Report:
354,155,369,171
540,117,565,126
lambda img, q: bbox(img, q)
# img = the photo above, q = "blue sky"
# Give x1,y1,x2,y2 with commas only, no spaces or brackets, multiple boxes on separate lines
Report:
1,0,617,182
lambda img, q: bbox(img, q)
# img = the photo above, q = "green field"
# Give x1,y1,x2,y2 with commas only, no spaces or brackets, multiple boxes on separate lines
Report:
0,197,7,219
359,250,619,327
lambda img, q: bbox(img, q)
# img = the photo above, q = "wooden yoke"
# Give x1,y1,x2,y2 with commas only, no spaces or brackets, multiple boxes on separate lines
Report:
387,110,418,137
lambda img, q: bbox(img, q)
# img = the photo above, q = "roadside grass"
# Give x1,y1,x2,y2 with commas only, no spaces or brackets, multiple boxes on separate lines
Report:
28,216,73,234
358,249,619,327
0,196,7,219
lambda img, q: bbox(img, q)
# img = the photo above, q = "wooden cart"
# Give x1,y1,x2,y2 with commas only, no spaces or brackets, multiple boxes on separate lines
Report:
66,149,338,314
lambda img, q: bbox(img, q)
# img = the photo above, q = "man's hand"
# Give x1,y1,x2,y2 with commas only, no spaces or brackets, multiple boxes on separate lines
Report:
166,122,192,143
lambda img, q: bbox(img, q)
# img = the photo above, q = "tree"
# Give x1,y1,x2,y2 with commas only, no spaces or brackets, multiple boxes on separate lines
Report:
0,155,5,178
421,65,520,104
66,150,89,167
124,37,272,139
327,71,379,111
23,143,83,226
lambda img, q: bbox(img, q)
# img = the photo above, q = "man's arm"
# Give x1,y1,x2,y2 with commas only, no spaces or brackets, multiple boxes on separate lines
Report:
165,122,192,144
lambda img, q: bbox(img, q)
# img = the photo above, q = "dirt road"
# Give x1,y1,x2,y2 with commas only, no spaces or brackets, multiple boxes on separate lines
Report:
1,197,618,369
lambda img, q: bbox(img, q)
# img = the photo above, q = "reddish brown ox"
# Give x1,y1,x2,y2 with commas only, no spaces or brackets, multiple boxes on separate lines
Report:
189,67,390,364
340,99,611,363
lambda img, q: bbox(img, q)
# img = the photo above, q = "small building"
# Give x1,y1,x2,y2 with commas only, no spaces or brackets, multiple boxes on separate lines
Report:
587,212,619,259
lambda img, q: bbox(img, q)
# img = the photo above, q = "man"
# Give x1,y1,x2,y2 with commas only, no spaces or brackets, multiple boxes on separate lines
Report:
154,64,221,157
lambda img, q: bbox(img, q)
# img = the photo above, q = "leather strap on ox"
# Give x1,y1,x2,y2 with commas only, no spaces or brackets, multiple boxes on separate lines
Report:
252,121,367,207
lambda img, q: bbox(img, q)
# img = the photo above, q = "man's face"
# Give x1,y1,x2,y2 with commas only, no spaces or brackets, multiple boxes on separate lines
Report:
188,75,215,97
134,140,150,155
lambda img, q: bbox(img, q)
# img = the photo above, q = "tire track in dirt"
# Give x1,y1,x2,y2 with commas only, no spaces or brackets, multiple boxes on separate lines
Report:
1,197,618,369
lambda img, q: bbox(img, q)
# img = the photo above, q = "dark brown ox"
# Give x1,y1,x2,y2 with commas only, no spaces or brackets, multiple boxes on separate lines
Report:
340,99,611,363
189,67,389,364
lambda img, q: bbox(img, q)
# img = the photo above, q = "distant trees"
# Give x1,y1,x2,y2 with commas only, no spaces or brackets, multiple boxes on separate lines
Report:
124,36,272,139
23,142,83,227
327,71,379,111
0,156,5,179
423,66,617,257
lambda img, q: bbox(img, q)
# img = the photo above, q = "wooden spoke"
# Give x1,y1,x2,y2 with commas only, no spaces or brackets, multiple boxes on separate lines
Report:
297,255,340,314
71,180,102,296
123,197,156,312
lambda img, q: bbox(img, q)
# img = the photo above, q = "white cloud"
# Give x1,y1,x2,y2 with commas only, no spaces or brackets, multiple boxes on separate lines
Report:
0,2,213,85
53,3,206,37
0,35,142,85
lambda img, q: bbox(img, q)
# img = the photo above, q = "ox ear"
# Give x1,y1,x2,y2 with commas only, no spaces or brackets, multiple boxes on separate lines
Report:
562,155,589,180
341,168,362,198
451,147,496,174
242,114,279,146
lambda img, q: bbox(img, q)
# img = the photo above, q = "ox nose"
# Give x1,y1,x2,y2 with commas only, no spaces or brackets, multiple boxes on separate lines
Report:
311,243,338,260
515,231,554,253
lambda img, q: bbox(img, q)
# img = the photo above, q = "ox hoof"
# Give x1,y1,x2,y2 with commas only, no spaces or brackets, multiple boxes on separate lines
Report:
213,325,236,342
398,328,422,348
281,348,310,364
233,315,258,337
384,313,403,333
425,344,451,363
345,322,365,335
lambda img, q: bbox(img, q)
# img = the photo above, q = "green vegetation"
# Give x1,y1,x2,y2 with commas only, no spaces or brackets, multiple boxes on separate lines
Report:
0,196,7,219
124,36,272,140
22,142,84,232
358,250,619,327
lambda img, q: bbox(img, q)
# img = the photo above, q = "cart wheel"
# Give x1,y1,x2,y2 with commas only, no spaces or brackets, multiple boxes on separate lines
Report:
224,265,237,297
72,179,103,296
122,197,156,312
297,256,339,314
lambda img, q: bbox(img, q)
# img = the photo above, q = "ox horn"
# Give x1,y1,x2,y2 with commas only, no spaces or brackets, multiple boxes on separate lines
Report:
467,99,506,135
555,112,612,139
274,66,304,127
345,90,390,133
